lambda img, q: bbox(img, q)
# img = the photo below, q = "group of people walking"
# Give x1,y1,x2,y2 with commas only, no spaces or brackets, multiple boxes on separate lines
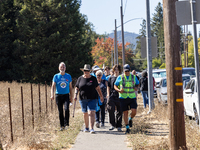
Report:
51,62,151,134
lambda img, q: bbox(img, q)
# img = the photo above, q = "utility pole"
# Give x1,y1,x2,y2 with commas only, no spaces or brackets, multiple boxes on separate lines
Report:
146,0,154,112
163,0,186,149
114,19,118,65
120,0,125,66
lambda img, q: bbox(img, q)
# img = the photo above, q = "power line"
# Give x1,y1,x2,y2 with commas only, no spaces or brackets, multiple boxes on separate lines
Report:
124,0,128,16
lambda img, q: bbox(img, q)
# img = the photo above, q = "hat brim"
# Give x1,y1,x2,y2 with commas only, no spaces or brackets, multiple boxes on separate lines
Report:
80,68,91,71
124,69,130,71
93,68,101,71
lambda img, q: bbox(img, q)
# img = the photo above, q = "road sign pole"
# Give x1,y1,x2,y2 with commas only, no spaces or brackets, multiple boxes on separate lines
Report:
190,0,200,129
146,0,154,112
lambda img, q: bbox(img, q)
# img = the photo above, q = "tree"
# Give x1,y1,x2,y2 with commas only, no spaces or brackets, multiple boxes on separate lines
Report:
17,0,93,83
0,0,22,81
91,37,134,68
181,36,200,67
151,2,165,61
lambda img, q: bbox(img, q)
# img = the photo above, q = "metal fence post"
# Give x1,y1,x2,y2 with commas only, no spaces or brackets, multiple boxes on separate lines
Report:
38,83,41,114
21,86,25,135
8,88,13,142
45,81,47,114
31,84,34,129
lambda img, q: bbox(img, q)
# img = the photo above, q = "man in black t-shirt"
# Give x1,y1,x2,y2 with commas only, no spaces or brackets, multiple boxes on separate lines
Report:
107,65,122,131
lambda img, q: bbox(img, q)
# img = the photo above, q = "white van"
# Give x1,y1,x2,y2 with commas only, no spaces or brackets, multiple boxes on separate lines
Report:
152,69,166,86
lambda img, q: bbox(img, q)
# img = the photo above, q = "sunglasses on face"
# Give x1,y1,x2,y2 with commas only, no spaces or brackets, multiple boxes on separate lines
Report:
84,70,89,72
97,75,102,77
125,70,130,72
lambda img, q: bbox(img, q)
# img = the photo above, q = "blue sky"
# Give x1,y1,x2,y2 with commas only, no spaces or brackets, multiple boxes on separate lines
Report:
80,0,199,36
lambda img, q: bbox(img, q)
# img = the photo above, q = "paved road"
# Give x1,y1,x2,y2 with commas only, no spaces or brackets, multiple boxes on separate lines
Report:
70,113,132,150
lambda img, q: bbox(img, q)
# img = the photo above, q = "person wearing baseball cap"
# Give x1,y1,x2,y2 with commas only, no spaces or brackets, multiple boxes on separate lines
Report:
90,65,108,81
114,64,139,134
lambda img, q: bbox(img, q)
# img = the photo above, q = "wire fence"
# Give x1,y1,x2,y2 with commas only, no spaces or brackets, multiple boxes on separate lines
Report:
0,82,57,147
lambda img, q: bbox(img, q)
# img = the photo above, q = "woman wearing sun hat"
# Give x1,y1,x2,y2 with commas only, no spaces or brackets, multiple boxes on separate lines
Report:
74,64,104,134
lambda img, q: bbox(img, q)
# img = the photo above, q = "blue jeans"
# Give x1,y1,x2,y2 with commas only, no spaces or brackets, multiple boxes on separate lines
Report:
141,91,148,108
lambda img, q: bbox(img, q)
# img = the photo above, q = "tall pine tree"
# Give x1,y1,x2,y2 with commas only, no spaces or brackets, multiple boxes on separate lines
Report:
17,0,93,83
0,0,22,81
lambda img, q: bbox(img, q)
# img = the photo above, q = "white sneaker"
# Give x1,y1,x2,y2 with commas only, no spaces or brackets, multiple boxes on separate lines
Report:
83,128,89,132
109,126,115,130
90,129,95,134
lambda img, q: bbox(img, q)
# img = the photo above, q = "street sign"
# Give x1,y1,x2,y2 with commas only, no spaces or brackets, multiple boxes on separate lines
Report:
176,0,200,26
141,37,157,58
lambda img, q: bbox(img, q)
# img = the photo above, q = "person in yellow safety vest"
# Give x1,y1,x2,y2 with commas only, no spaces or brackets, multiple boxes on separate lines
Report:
114,64,139,134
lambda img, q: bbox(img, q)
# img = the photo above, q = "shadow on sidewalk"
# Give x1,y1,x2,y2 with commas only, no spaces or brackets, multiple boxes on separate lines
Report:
94,130,125,135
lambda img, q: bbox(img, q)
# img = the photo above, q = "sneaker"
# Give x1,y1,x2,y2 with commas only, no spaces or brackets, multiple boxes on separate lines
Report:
64,126,69,130
109,126,115,130
117,127,122,132
83,128,89,132
129,119,132,127
96,122,100,128
90,129,95,134
101,123,104,127
125,128,130,134
59,127,64,131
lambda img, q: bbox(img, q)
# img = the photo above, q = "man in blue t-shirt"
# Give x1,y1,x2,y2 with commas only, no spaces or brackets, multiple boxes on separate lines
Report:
51,62,73,131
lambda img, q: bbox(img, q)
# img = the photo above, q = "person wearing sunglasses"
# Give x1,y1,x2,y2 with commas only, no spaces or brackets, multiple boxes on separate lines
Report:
114,64,139,134
95,70,107,128
74,64,104,134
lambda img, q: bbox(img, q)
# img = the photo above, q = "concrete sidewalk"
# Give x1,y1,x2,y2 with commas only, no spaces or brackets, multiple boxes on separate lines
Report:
70,113,132,150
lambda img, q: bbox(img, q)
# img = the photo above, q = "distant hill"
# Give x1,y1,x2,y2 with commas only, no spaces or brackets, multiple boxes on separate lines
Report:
108,31,139,49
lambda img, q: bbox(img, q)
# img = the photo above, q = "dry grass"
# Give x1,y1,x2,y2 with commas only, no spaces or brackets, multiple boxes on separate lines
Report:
127,95,200,150
0,81,83,150
1,82,200,150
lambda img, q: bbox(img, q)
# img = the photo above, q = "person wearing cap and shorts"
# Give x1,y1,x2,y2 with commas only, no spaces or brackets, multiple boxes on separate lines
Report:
51,62,73,131
74,64,104,134
114,64,139,134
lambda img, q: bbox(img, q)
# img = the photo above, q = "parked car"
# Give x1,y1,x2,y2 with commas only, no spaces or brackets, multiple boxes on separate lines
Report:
183,79,190,90
152,69,166,86
182,74,191,81
182,67,195,77
156,77,167,104
153,69,166,97
183,77,199,124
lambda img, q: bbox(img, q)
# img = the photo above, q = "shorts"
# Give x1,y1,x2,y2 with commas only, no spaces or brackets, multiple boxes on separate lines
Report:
120,98,137,111
79,99,97,113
